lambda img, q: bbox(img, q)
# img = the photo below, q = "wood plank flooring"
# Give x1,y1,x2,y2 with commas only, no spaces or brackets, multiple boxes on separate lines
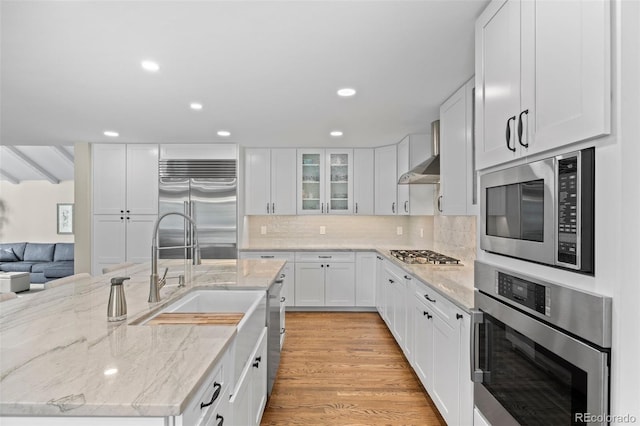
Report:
261,312,446,426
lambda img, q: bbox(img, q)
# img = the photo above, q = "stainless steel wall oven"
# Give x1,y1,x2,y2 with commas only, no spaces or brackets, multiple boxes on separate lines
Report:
472,262,611,426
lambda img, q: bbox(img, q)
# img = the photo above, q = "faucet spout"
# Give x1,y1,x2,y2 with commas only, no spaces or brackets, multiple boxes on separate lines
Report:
149,212,202,303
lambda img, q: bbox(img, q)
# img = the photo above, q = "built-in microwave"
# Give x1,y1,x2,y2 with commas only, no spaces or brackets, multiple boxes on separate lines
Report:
480,148,594,274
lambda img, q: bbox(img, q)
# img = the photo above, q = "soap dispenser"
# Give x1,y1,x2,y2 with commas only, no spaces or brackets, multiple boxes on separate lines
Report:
107,277,130,322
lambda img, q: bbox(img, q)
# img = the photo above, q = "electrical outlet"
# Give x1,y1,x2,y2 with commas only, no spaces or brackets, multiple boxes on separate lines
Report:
260,226,267,235
320,226,326,235
396,226,403,236
420,228,424,238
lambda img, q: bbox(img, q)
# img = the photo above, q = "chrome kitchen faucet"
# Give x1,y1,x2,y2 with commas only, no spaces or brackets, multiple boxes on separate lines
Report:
149,212,201,303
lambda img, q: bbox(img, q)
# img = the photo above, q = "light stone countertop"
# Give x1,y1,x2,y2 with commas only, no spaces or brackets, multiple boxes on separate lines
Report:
240,243,475,311
0,259,285,417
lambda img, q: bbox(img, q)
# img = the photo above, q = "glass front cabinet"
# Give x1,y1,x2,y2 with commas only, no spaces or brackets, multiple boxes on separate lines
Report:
297,149,353,214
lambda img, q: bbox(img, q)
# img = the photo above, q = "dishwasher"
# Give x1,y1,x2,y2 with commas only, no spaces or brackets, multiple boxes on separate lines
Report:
266,274,284,396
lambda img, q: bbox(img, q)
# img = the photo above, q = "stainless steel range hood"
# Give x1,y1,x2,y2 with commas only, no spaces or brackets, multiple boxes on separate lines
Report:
398,120,440,184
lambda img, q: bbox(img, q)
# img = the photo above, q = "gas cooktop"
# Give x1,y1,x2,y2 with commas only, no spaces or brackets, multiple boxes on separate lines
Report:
390,249,460,265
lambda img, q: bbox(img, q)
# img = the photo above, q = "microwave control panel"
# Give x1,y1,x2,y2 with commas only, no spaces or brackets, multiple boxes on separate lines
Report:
557,155,580,266
496,272,550,316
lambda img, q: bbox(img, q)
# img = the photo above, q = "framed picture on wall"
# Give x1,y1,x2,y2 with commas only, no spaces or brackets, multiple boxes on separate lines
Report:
57,203,74,235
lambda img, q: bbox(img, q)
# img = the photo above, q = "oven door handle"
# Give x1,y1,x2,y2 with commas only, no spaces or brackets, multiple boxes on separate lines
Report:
470,309,489,383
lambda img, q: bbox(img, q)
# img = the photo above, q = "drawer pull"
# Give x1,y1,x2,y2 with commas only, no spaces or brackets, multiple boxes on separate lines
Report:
376,256,383,260
423,311,433,319
404,275,412,280
456,313,463,320
281,296,286,303
281,327,286,334
200,382,222,409
424,294,436,303
318,255,332,259
216,414,224,425
275,279,284,284
261,255,275,259
388,279,394,284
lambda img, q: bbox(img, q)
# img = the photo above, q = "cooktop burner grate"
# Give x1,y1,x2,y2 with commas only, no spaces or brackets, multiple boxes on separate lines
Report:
390,249,460,265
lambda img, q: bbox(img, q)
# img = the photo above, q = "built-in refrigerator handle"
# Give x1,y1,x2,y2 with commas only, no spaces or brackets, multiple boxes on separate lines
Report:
470,309,490,383
183,201,190,260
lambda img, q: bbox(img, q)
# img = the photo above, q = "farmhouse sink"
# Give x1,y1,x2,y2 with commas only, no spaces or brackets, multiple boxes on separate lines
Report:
137,289,267,385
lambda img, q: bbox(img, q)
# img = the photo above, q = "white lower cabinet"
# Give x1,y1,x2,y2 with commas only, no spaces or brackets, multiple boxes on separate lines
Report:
355,252,376,306
230,328,268,426
294,252,355,307
411,281,472,426
239,252,295,307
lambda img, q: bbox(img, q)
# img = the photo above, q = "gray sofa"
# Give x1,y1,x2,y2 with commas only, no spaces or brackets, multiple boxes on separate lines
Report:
0,243,74,283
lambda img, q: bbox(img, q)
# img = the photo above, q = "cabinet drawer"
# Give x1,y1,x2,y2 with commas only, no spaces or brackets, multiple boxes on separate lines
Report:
240,251,295,262
295,252,355,263
414,280,458,323
182,351,228,426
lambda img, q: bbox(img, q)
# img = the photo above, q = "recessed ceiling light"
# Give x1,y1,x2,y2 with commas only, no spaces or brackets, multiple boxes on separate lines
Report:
337,88,356,97
104,131,119,137
141,60,160,72
190,103,203,111
217,130,231,137
330,130,344,137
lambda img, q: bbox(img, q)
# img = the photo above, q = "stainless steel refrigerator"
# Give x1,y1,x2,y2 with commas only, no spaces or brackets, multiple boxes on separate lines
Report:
158,159,237,259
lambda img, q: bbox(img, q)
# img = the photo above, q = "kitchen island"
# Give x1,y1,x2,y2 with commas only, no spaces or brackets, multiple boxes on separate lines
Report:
0,259,285,421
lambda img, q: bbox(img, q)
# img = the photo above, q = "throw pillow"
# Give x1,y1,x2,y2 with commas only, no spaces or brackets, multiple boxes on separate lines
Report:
0,248,18,262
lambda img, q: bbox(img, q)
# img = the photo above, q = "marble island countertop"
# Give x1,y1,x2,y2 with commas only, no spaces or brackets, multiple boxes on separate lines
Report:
241,243,475,311
0,259,285,418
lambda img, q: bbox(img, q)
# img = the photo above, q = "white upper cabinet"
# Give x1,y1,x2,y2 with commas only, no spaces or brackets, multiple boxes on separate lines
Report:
439,78,476,216
374,145,398,215
353,149,375,215
475,0,610,170
397,138,410,216
93,144,158,215
297,149,353,215
245,148,296,215
396,134,435,216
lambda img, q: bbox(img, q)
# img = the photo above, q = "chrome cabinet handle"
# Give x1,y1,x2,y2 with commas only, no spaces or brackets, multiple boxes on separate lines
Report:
518,109,529,148
505,116,516,152
470,309,488,383
200,382,222,409
404,201,409,213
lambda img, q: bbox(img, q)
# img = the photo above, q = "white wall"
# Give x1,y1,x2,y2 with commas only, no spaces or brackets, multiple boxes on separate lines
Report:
0,180,75,243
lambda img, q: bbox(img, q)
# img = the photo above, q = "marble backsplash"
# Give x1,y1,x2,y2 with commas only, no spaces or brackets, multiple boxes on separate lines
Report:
243,215,435,247
431,215,477,263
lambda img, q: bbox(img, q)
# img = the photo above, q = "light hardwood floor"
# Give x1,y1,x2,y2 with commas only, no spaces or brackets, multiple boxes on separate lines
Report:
261,312,446,426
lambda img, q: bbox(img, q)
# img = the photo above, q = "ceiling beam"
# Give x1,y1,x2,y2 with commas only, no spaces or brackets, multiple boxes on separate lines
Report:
0,170,20,184
53,146,74,165
5,146,60,184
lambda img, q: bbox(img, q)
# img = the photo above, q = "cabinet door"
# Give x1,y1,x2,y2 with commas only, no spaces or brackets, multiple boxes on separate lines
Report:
297,150,325,215
355,252,376,306
374,145,398,215
231,364,251,426
270,149,297,215
375,256,385,314
250,330,268,426
126,144,158,215
390,279,406,349
522,0,610,154
93,144,126,215
92,215,126,275
475,0,522,170
353,149,374,215
431,311,460,426
396,138,410,216
245,149,272,215
294,263,325,306
125,215,156,264
440,82,470,216
325,262,355,306
413,298,434,391
326,149,353,215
